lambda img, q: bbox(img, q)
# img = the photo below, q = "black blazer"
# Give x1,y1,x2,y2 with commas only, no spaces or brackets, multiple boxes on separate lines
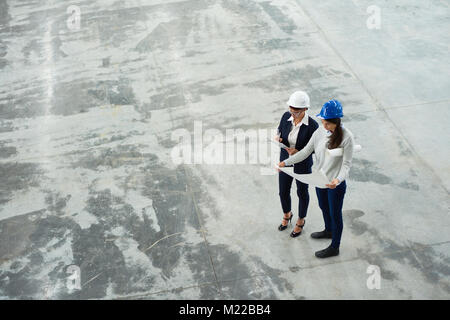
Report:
277,111,318,174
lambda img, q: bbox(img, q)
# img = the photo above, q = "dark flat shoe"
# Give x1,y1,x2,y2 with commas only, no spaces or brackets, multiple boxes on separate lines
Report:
310,230,332,239
315,246,339,258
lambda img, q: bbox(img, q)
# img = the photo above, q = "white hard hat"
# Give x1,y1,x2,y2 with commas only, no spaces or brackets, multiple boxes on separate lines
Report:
286,91,310,109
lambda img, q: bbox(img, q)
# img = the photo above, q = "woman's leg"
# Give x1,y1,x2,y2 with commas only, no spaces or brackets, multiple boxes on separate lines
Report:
315,187,331,232
279,171,293,214
290,181,309,235
296,181,309,219
327,181,347,249
279,171,294,228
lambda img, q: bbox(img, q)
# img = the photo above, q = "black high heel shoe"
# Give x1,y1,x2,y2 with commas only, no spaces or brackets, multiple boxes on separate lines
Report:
278,213,293,231
290,220,305,238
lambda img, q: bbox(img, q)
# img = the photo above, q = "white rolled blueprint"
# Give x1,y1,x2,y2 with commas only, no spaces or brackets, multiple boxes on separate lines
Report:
327,144,362,157
275,165,330,189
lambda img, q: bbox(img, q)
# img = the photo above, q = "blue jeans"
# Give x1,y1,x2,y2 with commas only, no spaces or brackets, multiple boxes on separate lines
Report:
278,171,310,219
315,181,347,249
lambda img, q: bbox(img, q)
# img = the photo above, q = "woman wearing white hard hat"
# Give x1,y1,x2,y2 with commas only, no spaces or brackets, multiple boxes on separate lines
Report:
276,91,319,237
278,99,355,258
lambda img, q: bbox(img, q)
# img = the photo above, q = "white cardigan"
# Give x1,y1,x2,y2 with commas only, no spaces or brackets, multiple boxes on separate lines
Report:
283,126,355,183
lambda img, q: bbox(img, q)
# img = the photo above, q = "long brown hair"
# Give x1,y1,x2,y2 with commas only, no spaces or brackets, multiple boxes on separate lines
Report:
326,118,343,149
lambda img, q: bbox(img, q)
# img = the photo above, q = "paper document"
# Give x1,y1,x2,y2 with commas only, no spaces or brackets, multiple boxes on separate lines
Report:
275,165,330,188
326,144,362,157
268,138,288,149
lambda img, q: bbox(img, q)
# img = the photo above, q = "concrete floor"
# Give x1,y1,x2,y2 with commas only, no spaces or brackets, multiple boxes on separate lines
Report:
0,0,449,299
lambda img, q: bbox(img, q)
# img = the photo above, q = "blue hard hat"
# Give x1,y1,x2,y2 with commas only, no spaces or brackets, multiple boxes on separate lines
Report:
316,99,343,119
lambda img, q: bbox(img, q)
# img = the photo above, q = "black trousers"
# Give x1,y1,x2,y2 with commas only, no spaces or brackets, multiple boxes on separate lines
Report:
315,181,347,249
278,170,309,218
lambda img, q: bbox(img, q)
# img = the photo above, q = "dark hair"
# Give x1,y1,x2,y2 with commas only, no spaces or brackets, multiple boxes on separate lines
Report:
326,118,343,149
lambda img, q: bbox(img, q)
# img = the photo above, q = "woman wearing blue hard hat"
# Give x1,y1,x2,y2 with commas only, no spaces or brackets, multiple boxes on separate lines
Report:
275,91,318,237
278,99,354,258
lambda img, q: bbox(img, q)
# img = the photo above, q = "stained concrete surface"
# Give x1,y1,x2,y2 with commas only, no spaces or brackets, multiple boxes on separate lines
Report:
0,0,449,299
